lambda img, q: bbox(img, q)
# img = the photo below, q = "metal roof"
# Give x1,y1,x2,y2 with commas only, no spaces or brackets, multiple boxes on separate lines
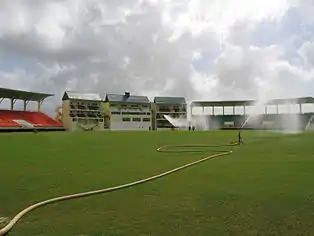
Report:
62,91,102,101
105,93,149,103
192,97,314,106
0,87,53,101
154,96,186,104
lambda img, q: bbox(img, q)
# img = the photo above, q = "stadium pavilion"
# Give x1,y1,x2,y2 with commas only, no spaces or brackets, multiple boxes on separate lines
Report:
61,91,104,131
191,97,314,130
152,96,187,130
0,87,63,132
104,92,151,130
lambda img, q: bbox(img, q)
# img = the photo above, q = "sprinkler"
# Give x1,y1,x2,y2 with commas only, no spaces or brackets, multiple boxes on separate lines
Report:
237,129,244,145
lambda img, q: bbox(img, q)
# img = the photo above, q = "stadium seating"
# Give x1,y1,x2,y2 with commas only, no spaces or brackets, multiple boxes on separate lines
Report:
207,113,314,130
0,110,62,128
0,117,22,127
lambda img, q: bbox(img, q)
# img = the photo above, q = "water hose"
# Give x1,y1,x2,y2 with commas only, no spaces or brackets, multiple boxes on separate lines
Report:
0,141,239,235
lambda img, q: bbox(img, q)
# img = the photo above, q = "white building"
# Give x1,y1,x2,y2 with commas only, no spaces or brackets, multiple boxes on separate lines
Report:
61,91,105,131
104,92,151,130
152,96,187,130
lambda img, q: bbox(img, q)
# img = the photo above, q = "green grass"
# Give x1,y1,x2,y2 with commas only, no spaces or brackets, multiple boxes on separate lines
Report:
1,130,314,236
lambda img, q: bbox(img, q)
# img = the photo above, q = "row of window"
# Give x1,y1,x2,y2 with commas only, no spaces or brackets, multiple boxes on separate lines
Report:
72,118,104,122
111,104,149,108
122,117,151,122
70,102,100,106
158,109,186,112
70,105,100,111
111,112,150,115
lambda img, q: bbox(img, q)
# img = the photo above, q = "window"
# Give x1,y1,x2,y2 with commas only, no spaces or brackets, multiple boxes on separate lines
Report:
146,112,150,115
72,118,77,122
122,117,131,122
143,118,150,122
122,112,146,115
111,112,120,115
132,118,141,122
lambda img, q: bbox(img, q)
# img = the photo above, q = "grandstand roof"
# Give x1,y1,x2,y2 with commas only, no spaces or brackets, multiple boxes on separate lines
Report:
192,97,314,106
0,87,53,101
105,92,149,103
62,91,102,101
154,96,186,104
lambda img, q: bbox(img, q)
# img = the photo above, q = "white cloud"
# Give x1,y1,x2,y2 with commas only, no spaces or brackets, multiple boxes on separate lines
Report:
298,41,314,68
0,0,314,116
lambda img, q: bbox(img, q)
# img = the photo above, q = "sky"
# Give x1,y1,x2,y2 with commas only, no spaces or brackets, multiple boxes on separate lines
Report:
1,0,314,115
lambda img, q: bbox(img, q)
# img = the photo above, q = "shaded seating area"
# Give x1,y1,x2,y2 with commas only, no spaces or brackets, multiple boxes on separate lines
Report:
0,87,64,132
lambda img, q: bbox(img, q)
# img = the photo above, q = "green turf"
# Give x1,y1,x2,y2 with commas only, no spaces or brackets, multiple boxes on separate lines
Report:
1,130,314,236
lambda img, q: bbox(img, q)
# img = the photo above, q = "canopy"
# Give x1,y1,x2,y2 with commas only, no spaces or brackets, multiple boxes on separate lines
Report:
0,87,53,101
191,97,314,107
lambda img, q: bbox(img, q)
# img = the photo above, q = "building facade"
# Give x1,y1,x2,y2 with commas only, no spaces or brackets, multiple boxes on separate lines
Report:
153,97,187,130
61,91,105,131
104,92,151,130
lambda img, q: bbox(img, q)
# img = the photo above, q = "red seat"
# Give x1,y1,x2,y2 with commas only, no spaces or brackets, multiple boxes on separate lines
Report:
0,110,62,128
0,116,22,127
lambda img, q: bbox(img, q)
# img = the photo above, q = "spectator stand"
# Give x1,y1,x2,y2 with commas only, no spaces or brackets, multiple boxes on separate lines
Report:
191,97,314,130
0,87,64,132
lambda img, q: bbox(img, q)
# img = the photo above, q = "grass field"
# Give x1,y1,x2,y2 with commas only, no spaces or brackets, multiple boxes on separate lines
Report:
1,130,314,236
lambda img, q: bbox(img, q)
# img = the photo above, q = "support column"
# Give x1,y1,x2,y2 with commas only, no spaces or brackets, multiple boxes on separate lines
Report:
243,106,246,115
38,100,43,112
265,105,268,114
202,106,205,114
212,106,214,115
11,99,16,110
299,103,302,114
233,106,235,115
190,104,193,120
222,106,225,115
276,104,279,114
23,100,29,111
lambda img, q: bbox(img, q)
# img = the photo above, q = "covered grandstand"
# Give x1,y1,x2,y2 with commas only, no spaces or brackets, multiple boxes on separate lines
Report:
152,96,187,130
191,97,314,130
0,87,64,132
61,91,105,131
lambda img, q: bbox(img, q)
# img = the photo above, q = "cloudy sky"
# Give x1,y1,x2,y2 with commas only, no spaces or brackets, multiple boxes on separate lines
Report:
1,0,314,114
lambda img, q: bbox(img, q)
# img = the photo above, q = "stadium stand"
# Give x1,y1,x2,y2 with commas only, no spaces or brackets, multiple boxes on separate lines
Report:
152,97,187,130
191,97,314,130
0,87,64,132
105,92,151,131
61,91,104,131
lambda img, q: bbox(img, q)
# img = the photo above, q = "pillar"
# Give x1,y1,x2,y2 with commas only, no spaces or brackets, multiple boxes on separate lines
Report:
11,99,16,110
265,105,267,114
276,104,279,114
190,104,193,119
38,101,42,112
222,106,225,115
23,100,29,111
299,103,302,114
243,106,246,115
233,106,235,115
202,106,205,114
212,106,214,115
